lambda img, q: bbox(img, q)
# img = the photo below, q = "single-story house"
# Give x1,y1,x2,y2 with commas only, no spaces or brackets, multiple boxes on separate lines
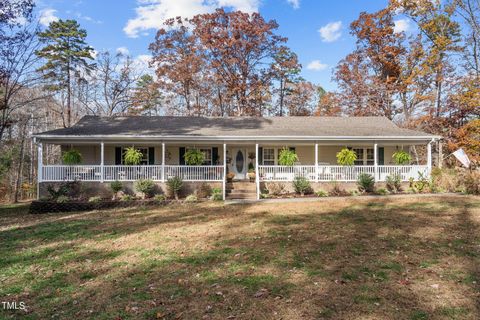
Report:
33,116,441,200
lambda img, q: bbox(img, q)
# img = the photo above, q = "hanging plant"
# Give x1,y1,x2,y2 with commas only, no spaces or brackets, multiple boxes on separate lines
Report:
124,147,143,165
184,148,205,165
392,150,411,165
336,148,357,166
62,149,82,165
278,148,298,166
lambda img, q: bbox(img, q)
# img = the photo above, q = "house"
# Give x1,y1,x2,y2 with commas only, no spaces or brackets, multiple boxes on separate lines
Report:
33,116,441,200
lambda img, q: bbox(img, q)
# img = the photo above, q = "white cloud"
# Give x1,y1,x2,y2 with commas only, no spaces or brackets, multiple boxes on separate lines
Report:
124,0,260,38
39,8,59,27
306,60,328,71
318,21,342,42
287,0,300,9
132,54,153,73
116,47,130,56
393,18,410,34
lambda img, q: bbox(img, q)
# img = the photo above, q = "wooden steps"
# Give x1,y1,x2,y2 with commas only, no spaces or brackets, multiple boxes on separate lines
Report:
226,181,257,200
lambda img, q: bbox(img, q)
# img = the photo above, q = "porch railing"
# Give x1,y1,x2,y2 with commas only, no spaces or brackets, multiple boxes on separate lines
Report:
41,165,224,182
41,164,429,183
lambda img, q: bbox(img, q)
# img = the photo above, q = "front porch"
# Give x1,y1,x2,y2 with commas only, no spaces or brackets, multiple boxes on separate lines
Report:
37,140,434,200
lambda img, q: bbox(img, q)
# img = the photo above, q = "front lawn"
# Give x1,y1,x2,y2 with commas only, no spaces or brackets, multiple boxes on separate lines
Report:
0,196,479,319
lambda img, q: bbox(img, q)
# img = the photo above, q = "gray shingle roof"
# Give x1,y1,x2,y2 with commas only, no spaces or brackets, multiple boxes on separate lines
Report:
35,115,437,139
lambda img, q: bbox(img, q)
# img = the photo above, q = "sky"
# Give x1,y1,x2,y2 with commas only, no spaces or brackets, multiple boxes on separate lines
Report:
33,0,412,91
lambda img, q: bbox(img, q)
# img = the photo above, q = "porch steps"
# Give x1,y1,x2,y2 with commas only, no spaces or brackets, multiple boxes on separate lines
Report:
226,181,257,200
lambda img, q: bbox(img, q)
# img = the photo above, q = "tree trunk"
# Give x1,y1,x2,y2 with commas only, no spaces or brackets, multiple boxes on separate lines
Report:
13,122,27,203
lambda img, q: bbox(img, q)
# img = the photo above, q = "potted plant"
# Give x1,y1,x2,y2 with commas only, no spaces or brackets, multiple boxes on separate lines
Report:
62,149,82,165
336,148,357,166
226,172,235,182
184,148,205,165
124,147,143,165
392,150,412,165
278,148,298,166
247,169,256,182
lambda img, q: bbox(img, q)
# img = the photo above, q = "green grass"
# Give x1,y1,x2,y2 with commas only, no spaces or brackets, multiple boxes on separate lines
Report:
0,196,478,319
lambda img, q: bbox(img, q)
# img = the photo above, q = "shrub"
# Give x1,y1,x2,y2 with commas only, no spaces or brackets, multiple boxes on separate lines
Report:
185,194,198,203
210,187,222,201
154,194,167,202
392,151,412,165
376,188,389,195
386,174,402,193
56,195,70,203
248,162,255,171
350,190,360,196
315,190,328,197
88,196,102,203
336,148,357,166
293,176,311,196
120,194,135,201
266,182,286,196
278,148,298,166
110,180,123,199
62,149,82,165
464,171,480,195
167,176,183,200
124,147,143,165
184,149,204,165
409,172,430,193
260,192,270,199
357,173,375,193
134,179,156,199
47,181,81,200
196,182,212,198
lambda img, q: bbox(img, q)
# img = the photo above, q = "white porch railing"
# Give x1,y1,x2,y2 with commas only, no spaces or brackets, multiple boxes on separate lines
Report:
259,165,429,182
257,165,316,181
41,165,224,182
164,165,224,181
42,165,102,181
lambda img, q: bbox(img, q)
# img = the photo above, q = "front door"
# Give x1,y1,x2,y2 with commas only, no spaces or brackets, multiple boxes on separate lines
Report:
231,148,247,180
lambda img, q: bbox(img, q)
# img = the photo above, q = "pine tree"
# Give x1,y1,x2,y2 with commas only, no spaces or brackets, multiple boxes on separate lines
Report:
36,19,94,127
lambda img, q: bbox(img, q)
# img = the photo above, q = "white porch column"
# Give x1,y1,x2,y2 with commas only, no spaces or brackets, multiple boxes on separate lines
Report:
100,141,104,183
374,143,378,182
314,143,318,182
223,143,226,200
255,143,260,200
37,141,43,199
427,140,432,175
162,142,165,182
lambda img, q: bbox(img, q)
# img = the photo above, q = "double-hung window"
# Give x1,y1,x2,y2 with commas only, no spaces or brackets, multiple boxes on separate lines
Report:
353,148,364,166
263,148,275,165
200,148,212,165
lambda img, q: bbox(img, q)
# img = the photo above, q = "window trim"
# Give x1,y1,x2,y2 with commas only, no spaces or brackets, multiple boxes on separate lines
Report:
262,148,275,165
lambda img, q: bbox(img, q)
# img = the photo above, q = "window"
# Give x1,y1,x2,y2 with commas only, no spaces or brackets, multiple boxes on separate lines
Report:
353,148,364,166
366,148,374,165
200,148,212,165
122,147,149,165
263,148,275,165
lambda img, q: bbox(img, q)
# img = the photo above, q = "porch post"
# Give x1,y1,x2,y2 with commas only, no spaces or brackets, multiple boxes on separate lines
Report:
223,143,226,200
162,142,165,182
427,140,432,175
255,143,260,200
315,143,318,182
100,141,104,182
37,141,43,200
374,143,378,182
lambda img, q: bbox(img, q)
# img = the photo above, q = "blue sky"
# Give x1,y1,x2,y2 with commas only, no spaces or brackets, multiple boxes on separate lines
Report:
33,0,408,91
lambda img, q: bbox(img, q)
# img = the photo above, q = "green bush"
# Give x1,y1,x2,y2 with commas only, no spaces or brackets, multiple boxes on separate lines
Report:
386,174,402,193
260,192,270,199
167,176,183,200
293,176,311,196
409,172,430,193
184,149,205,165
278,148,298,166
315,190,328,197
134,179,156,199
185,194,198,203
376,188,389,195
110,180,123,199
336,148,357,166
357,173,375,193
392,151,412,165
124,147,143,165
211,187,221,195
120,194,135,201
210,192,223,201
154,194,167,202
56,195,70,203
88,196,102,203
62,149,82,165
46,181,81,200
